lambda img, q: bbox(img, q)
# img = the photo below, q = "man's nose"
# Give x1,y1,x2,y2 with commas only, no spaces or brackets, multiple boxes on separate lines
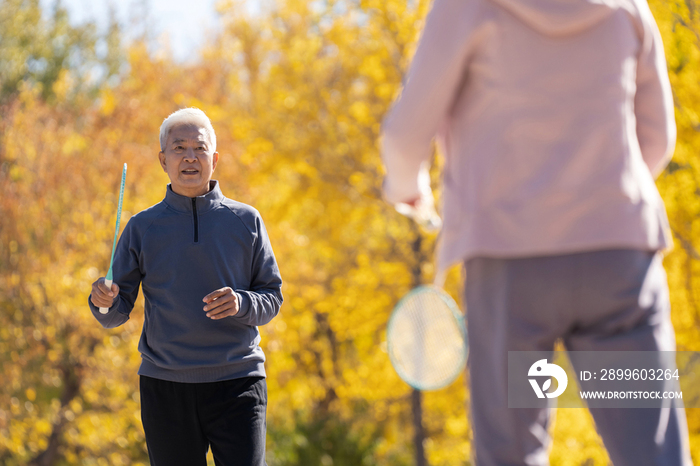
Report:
184,148,197,161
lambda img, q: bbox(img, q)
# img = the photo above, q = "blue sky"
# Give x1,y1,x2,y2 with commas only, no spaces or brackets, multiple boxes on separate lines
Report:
40,0,224,62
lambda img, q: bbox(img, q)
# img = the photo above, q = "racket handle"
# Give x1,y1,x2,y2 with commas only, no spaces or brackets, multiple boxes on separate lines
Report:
99,278,113,314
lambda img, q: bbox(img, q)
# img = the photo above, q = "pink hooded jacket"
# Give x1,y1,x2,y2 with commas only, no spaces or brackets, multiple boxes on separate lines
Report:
381,0,675,272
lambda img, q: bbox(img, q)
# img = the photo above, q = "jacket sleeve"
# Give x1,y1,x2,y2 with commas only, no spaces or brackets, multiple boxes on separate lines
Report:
634,3,676,178
381,0,480,204
88,218,142,328
234,214,283,326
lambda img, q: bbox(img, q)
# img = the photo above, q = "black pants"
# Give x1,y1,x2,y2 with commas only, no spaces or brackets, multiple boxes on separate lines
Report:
140,375,267,466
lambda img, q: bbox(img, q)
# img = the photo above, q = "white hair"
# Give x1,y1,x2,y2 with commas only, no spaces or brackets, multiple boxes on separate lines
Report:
159,108,217,152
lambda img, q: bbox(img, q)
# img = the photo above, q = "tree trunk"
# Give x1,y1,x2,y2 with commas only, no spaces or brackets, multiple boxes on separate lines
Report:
410,230,429,466
411,388,428,466
29,334,89,466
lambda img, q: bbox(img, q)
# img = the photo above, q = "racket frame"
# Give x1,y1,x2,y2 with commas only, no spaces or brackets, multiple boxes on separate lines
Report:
99,163,127,314
387,285,468,391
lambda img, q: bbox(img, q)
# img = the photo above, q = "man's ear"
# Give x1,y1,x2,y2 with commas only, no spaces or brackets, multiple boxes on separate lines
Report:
159,151,167,171
212,152,219,171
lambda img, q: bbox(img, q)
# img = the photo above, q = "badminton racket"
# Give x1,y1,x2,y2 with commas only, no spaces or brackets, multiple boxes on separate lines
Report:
99,163,127,314
387,282,467,391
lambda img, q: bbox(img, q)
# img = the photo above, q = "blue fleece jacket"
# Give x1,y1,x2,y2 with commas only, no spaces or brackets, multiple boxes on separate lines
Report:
88,181,283,383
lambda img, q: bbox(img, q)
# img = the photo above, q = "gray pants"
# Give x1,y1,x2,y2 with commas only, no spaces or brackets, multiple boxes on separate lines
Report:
465,249,693,466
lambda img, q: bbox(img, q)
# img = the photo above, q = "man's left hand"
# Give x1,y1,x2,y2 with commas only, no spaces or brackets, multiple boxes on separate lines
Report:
203,287,240,319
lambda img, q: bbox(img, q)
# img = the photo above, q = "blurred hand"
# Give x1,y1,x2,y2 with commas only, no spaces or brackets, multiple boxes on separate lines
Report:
90,277,119,308
203,287,240,319
399,197,420,208
394,195,442,232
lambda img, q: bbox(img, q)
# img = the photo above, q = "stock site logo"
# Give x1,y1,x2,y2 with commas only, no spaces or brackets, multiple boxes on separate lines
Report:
528,359,568,398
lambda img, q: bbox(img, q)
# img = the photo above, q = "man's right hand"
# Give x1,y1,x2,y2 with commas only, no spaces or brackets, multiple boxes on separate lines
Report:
90,277,120,308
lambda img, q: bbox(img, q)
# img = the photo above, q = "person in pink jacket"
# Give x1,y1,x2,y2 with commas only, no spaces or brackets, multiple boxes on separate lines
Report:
381,0,693,465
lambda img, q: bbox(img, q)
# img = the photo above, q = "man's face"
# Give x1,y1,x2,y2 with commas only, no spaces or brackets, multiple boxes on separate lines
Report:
159,124,219,198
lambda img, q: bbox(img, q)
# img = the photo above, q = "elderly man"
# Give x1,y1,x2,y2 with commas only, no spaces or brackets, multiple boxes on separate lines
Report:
89,108,282,466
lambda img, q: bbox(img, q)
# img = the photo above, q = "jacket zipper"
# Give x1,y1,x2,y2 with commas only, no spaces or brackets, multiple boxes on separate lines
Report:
191,198,199,243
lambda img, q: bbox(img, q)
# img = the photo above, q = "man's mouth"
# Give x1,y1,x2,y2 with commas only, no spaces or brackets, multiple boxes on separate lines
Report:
182,168,199,174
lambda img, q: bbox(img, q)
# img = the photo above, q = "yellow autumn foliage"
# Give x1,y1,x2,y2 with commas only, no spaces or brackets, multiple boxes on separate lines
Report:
1,0,699,465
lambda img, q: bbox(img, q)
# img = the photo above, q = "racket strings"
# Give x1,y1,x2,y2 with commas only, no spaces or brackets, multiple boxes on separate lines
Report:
388,288,467,390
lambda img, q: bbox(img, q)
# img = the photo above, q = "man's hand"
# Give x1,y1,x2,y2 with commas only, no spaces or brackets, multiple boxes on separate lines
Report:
91,277,120,308
203,287,240,320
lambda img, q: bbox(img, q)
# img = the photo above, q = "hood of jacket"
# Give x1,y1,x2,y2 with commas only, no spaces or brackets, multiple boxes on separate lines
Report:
488,0,634,36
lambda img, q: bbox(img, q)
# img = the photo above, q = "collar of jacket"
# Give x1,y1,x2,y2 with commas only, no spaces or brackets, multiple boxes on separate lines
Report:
163,180,224,214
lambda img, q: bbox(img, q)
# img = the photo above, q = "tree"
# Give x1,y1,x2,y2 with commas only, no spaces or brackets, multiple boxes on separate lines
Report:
0,0,123,103
1,0,699,464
